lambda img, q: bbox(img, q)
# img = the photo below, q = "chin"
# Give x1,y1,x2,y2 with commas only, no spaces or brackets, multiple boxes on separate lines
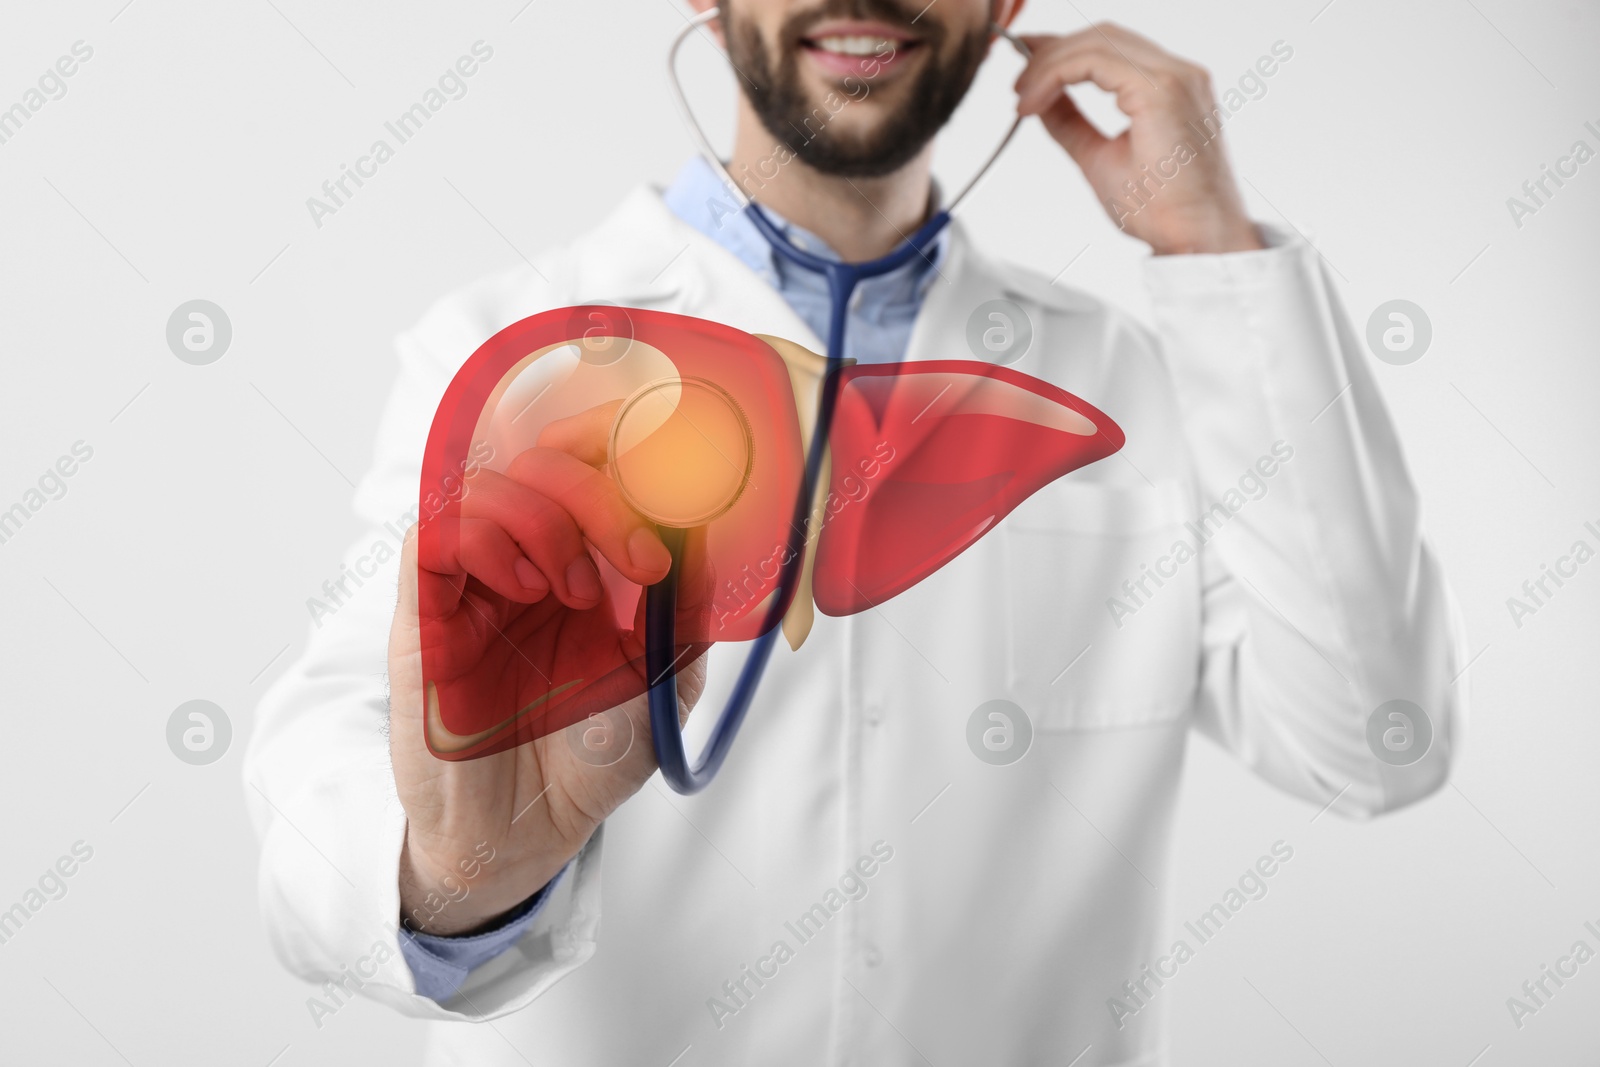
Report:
808,110,889,147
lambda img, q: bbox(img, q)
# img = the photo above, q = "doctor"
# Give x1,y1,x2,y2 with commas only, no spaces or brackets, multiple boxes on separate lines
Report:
247,0,1466,1063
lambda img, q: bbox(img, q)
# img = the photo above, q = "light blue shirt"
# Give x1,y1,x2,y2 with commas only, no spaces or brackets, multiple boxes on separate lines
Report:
399,869,565,1001
662,155,948,365
400,156,945,1002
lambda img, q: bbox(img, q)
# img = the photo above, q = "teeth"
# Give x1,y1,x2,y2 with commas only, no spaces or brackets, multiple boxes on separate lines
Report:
812,35,894,56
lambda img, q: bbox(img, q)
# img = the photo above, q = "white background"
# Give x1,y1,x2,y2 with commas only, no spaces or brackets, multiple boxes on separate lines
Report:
0,0,1596,1063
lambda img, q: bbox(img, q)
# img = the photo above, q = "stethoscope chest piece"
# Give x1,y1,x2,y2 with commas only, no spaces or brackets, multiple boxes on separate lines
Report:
610,376,755,529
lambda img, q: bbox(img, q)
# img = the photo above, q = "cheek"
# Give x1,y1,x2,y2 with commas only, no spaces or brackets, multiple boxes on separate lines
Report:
724,8,784,68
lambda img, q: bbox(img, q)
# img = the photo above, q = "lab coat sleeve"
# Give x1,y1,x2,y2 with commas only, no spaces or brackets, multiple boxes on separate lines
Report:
244,266,608,1020
1141,227,1468,817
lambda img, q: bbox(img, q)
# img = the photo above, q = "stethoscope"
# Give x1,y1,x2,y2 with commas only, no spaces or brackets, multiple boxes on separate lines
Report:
647,8,1031,793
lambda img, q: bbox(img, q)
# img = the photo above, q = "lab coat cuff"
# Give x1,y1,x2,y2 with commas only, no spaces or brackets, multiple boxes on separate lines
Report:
1136,218,1337,419
1138,222,1307,297
420,826,606,1020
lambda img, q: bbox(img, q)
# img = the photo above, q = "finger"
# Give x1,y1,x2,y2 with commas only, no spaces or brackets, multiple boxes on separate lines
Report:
1014,43,1168,118
403,523,484,662
404,521,467,626
1092,23,1211,82
396,523,424,619
1014,41,1141,111
1017,45,1171,119
504,447,674,587
536,399,622,468
1019,24,1182,79
457,518,552,603
414,513,551,605
532,398,677,587
1035,88,1113,162
460,468,607,609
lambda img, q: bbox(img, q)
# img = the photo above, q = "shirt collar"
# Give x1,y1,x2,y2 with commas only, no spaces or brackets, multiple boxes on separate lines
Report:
661,156,947,319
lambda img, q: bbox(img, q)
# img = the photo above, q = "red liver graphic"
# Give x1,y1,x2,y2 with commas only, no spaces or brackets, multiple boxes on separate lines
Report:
416,308,804,760
814,361,1124,615
415,307,1123,760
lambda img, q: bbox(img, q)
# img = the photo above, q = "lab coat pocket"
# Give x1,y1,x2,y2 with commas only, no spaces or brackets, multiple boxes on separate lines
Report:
1003,478,1199,730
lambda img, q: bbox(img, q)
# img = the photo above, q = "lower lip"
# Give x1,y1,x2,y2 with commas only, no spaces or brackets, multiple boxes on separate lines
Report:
801,41,917,80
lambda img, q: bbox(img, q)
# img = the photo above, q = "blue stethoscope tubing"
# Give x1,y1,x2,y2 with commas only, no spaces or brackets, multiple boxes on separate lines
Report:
648,8,1030,794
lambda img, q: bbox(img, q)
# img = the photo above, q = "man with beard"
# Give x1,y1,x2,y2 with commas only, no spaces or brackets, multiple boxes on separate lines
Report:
247,1,1465,1063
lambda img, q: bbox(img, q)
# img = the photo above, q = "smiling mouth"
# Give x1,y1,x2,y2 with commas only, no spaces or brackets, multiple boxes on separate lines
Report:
798,23,925,79
804,33,913,55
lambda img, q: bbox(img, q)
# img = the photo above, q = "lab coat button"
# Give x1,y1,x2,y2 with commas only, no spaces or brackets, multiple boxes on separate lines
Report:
865,704,883,726
863,945,883,967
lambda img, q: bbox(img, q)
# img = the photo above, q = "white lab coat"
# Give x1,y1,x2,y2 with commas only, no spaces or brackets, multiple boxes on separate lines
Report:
246,183,1467,1066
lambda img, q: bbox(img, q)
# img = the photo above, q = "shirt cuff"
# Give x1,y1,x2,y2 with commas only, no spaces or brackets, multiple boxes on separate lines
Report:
399,866,569,1002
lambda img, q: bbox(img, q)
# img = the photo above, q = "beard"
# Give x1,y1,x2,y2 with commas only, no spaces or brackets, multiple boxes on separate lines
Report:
721,0,989,178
